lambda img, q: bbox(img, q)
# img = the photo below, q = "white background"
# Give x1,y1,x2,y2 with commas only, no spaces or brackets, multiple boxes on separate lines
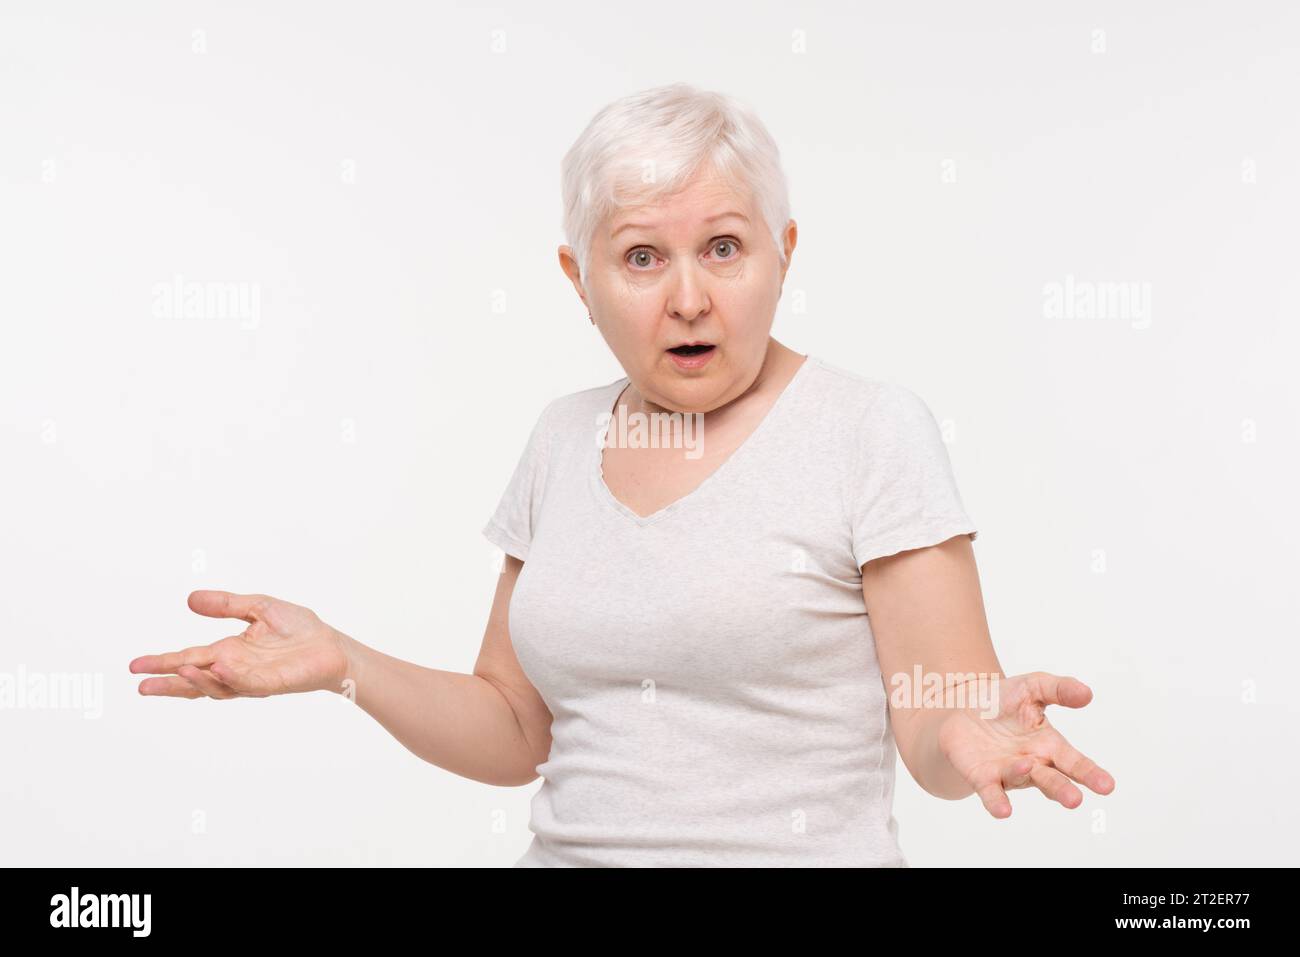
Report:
2,1,1296,866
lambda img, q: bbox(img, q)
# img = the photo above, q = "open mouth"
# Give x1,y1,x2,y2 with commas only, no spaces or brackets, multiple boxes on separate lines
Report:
666,343,715,356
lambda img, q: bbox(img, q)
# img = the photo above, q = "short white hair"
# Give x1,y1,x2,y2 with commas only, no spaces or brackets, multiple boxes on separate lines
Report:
560,83,791,283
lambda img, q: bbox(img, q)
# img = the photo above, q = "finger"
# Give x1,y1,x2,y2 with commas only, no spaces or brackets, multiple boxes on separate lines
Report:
975,778,1013,819
138,675,204,699
178,664,239,700
1029,672,1093,709
1029,763,1084,809
187,590,268,623
129,644,217,676
977,759,1029,816
1051,739,1115,795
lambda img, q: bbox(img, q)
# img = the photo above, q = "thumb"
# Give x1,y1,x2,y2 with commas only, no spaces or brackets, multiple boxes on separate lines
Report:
1030,672,1093,709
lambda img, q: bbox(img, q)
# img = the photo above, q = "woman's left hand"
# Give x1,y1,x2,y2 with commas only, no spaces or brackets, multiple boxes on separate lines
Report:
938,671,1115,818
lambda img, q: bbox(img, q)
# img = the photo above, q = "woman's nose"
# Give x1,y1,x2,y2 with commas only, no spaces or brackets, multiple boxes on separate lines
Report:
665,261,711,319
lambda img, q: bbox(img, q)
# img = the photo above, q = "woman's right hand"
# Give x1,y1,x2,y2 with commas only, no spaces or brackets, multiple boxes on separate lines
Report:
130,590,354,699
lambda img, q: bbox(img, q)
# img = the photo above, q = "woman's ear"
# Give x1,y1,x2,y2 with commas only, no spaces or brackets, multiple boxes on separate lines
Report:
557,244,590,313
779,219,798,283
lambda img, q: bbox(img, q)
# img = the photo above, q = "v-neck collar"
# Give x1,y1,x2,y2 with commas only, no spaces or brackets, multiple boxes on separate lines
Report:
590,355,817,528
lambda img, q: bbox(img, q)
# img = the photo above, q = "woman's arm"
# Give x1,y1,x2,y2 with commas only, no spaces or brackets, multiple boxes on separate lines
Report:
131,556,553,789
344,554,553,786
863,533,1001,799
863,533,1114,816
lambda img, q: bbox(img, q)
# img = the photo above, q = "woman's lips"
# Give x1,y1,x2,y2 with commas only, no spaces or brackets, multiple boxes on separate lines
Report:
666,344,716,370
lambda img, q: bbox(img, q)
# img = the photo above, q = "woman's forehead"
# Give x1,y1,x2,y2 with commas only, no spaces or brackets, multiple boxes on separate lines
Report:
607,186,755,237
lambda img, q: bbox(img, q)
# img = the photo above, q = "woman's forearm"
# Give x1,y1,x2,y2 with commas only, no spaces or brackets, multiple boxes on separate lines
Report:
334,633,540,787
897,706,975,799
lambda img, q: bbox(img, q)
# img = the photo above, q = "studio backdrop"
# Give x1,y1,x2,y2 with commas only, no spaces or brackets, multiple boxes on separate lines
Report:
1,1,1296,866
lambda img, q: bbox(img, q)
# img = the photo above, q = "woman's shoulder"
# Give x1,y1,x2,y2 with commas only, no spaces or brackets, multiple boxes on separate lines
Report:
803,355,927,420
529,374,628,431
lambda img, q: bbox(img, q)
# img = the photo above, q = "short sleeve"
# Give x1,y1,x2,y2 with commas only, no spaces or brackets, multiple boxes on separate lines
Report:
481,400,555,562
849,383,978,569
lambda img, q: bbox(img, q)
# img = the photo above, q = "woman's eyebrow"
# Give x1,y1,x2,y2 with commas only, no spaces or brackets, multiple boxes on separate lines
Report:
611,210,749,238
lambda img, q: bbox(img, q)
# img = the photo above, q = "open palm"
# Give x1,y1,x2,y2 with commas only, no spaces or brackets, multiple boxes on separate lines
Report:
938,671,1115,818
130,590,350,699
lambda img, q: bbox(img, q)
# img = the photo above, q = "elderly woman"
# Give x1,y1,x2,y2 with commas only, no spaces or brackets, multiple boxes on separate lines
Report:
130,83,1114,867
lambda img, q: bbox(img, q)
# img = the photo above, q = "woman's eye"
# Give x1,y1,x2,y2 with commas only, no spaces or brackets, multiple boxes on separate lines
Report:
628,248,656,269
712,238,740,260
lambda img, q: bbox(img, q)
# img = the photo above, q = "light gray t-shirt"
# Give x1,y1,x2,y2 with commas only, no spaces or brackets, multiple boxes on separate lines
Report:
481,354,977,867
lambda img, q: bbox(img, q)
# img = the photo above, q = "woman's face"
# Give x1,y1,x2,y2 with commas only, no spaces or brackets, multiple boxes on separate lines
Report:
561,164,796,414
